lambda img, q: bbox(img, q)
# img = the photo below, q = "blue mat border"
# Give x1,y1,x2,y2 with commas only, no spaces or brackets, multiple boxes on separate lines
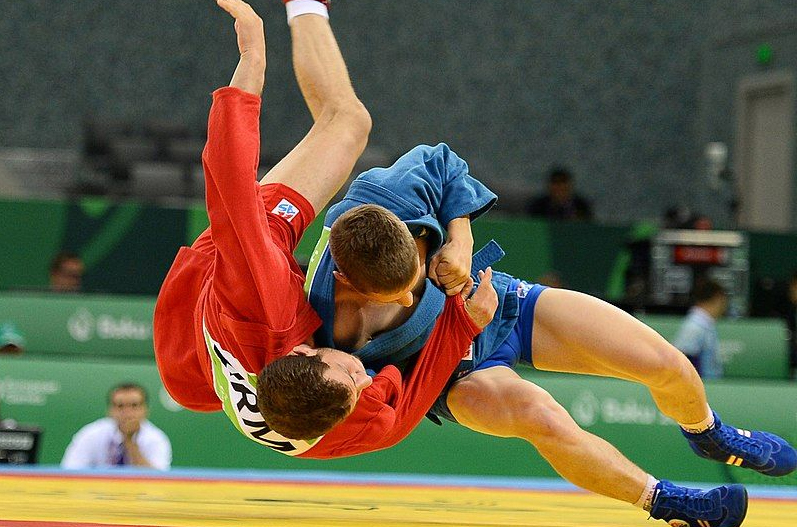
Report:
2,465,794,500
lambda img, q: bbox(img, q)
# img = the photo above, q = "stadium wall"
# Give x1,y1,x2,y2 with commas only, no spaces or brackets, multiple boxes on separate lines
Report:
1,198,794,299
1,1,794,223
1,355,794,487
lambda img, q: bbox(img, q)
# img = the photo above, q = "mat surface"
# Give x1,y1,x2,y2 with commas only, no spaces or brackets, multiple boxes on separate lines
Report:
0,469,794,527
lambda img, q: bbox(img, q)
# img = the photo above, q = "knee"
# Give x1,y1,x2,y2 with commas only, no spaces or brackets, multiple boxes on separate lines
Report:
509,391,581,445
645,342,699,389
341,99,372,139
321,99,372,144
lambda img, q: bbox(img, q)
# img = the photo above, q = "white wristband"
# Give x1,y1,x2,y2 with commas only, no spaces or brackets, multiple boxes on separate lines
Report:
286,0,329,23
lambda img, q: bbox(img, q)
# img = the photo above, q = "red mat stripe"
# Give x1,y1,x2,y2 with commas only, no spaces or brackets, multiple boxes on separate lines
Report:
0,521,157,527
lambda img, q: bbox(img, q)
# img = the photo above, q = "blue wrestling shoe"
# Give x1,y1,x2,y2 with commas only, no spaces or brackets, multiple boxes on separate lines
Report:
681,411,797,477
649,480,747,527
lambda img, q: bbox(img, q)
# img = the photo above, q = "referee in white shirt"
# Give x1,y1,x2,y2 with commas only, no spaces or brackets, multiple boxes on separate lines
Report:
61,383,171,470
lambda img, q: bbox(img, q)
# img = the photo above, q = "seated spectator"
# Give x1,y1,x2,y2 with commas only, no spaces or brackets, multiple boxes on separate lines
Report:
49,251,85,293
672,280,728,379
61,383,171,470
526,166,593,221
662,205,713,230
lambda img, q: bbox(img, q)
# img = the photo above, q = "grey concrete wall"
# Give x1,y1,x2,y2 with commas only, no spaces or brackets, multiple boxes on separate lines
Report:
0,0,794,224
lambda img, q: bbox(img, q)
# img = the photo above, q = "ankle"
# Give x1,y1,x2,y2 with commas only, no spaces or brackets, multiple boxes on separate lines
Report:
679,405,715,434
633,475,660,511
285,0,329,23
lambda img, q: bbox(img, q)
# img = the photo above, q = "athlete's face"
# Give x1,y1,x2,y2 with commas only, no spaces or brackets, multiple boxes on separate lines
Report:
289,345,373,409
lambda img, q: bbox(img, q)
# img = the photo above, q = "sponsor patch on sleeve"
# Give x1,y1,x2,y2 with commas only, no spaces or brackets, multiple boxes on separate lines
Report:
271,199,300,222
463,342,474,360
516,281,534,298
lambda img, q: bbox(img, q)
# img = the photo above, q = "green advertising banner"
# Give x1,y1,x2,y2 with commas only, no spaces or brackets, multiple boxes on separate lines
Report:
0,293,155,359
640,315,791,379
1,356,793,487
2,291,790,380
2,198,794,301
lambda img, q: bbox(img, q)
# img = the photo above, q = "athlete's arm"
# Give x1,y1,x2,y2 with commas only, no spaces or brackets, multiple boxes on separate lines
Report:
302,295,481,458
428,215,474,295
218,0,265,96
202,0,306,329
379,269,496,443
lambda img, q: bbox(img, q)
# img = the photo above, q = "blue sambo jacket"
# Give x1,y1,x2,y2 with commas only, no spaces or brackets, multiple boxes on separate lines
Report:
304,143,520,372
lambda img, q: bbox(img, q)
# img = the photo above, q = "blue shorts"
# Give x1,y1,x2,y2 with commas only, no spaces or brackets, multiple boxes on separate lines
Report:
428,280,547,423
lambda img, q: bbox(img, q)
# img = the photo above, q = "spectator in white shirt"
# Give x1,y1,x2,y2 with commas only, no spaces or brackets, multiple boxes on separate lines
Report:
61,383,171,470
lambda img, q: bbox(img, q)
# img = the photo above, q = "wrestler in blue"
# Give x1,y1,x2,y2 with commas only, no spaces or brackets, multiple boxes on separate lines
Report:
296,142,795,527
305,143,501,373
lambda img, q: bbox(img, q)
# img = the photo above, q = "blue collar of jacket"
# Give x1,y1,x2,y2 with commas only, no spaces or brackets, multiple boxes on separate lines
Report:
307,240,516,370
306,245,446,368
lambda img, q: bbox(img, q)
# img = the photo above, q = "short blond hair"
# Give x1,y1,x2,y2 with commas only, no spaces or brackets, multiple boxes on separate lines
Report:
329,204,418,294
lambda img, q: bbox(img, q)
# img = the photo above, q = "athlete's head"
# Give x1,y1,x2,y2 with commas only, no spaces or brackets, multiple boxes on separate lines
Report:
329,204,420,307
256,345,373,440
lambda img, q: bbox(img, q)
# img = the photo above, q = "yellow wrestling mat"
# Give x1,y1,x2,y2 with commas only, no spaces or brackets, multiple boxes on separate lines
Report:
0,469,794,527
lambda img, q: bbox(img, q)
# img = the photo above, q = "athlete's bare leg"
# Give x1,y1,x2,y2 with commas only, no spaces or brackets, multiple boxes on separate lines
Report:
261,11,371,214
530,288,709,425
447,367,649,503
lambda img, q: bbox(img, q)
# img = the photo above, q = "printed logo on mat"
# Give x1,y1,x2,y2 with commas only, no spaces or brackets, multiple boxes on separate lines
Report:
272,199,300,222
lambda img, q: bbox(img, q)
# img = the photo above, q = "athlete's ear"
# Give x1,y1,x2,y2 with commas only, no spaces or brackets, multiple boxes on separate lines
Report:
289,344,318,357
396,290,414,308
333,270,351,286
354,374,373,392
